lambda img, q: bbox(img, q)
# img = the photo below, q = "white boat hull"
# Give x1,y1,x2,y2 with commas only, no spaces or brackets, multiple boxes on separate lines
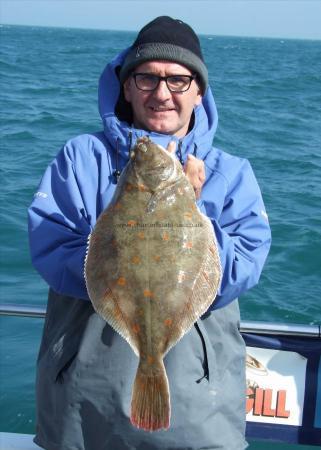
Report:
0,433,40,450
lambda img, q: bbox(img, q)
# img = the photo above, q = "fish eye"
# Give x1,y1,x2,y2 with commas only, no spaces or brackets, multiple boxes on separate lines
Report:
138,143,148,153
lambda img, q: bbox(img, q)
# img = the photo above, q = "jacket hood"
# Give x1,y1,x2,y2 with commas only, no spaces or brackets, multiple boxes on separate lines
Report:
98,49,218,163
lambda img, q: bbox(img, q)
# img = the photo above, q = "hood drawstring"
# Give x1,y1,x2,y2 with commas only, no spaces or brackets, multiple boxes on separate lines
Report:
177,141,184,166
128,131,133,151
176,141,198,165
113,133,133,184
194,322,210,383
113,137,121,183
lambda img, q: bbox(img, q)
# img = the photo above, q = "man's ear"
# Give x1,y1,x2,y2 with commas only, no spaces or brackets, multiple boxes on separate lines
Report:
123,78,132,103
195,91,202,107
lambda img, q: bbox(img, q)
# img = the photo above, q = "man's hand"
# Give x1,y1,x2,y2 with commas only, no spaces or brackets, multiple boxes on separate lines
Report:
184,154,205,199
167,142,205,199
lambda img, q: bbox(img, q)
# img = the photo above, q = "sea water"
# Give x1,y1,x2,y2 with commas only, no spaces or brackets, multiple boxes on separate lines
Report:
0,25,320,449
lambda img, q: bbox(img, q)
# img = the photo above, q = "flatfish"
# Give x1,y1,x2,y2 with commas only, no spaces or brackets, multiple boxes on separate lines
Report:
85,136,221,431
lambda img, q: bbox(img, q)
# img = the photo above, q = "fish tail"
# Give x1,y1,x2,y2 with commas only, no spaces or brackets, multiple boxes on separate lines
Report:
131,359,170,431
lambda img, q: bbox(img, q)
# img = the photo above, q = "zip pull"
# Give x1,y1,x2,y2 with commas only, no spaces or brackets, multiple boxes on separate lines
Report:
176,140,184,166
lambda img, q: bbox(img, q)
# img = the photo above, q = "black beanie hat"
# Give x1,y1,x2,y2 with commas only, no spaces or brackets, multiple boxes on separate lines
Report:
119,16,208,94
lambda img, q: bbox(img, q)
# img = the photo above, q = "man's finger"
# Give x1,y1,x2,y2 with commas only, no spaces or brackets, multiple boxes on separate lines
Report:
194,187,202,199
185,155,205,179
167,141,176,154
184,154,206,199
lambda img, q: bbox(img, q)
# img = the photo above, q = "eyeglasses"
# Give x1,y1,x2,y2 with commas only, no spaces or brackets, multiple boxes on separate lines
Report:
132,73,197,93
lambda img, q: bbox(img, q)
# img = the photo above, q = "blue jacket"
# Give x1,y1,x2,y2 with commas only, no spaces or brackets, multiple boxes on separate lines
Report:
28,49,271,310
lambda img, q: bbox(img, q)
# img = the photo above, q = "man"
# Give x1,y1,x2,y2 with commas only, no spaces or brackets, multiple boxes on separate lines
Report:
29,16,271,450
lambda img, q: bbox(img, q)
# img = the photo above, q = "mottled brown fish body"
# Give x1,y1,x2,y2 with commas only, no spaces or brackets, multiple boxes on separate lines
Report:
85,136,221,431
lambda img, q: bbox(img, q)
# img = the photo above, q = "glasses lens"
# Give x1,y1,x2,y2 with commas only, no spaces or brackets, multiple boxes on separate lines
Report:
134,74,159,91
167,76,192,92
133,73,194,92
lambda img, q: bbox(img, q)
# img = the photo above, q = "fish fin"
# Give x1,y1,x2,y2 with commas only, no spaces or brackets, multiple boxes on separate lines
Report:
165,219,222,353
131,359,170,431
83,232,92,291
93,287,140,357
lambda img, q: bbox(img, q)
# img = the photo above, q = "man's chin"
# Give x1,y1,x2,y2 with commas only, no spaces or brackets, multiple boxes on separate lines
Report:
145,121,178,136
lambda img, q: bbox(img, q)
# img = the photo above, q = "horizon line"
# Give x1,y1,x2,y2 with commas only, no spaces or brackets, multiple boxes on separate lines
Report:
1,22,320,43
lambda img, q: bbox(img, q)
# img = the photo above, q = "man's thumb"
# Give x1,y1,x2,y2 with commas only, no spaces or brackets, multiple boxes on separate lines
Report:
166,141,176,154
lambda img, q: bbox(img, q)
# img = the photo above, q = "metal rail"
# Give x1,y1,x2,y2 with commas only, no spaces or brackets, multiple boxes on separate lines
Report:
240,320,320,337
0,303,46,319
0,303,320,337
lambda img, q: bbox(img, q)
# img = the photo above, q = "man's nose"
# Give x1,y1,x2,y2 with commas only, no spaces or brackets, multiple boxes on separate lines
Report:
152,80,171,100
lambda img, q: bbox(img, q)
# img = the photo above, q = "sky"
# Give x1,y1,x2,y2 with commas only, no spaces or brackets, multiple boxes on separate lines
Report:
1,0,321,40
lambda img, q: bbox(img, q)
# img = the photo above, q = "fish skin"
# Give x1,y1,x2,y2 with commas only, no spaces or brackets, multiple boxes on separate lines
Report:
85,136,222,431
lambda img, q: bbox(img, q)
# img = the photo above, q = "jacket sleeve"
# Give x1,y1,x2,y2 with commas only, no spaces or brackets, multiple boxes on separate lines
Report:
208,159,271,310
28,144,93,300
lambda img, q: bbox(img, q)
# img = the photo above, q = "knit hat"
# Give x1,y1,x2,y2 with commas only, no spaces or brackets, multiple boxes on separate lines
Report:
119,16,208,94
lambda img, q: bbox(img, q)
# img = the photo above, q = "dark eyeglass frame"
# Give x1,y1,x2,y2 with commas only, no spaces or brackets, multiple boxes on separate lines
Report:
132,72,197,93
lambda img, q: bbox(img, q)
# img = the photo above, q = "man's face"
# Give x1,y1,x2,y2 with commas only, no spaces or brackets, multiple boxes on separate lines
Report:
123,61,202,138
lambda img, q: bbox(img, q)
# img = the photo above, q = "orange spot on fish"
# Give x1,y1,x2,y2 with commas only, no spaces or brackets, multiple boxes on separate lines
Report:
117,277,126,286
125,183,134,192
138,183,148,192
164,318,172,327
153,255,161,262
113,202,122,210
131,255,140,264
147,355,154,365
132,324,140,334
137,231,145,239
127,220,137,227
162,232,170,241
143,289,154,298
183,241,193,249
184,212,193,220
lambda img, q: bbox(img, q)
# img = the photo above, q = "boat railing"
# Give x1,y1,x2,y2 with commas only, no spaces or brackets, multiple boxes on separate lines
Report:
1,303,320,337
1,303,321,447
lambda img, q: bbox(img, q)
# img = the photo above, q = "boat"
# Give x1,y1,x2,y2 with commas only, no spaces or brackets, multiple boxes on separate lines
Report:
1,304,320,448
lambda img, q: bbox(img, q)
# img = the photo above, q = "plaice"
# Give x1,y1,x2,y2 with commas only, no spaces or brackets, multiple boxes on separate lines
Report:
85,136,222,431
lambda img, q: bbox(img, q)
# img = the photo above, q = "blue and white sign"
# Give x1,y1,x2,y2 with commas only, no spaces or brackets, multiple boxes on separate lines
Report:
243,331,321,446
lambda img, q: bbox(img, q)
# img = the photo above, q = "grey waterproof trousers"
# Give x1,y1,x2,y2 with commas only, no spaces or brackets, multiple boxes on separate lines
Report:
34,289,248,450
